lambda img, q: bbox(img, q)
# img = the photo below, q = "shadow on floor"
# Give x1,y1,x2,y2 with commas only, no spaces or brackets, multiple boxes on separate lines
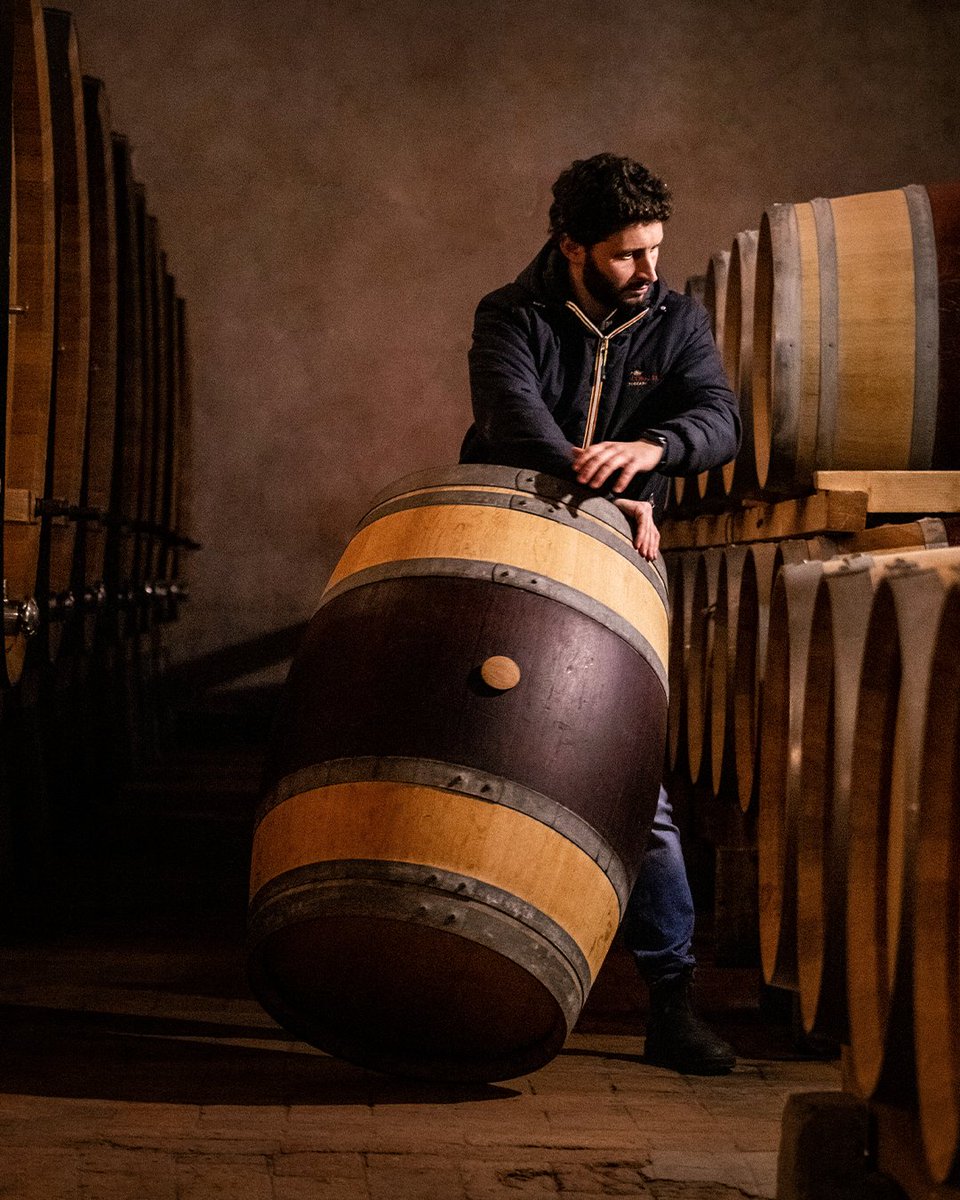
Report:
0,1002,520,1106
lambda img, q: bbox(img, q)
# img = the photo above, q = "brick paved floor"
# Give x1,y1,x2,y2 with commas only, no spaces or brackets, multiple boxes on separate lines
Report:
0,716,839,1198
0,934,839,1200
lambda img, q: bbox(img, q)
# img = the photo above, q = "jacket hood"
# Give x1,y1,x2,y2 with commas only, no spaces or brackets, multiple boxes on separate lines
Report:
514,240,667,313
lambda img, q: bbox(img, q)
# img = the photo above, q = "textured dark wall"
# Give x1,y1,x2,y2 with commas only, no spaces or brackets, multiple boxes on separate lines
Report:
68,0,960,668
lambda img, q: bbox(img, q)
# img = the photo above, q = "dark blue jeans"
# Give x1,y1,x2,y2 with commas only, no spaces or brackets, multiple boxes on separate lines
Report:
622,784,696,984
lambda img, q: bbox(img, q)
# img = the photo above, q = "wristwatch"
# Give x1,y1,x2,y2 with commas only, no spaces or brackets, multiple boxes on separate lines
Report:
639,431,669,465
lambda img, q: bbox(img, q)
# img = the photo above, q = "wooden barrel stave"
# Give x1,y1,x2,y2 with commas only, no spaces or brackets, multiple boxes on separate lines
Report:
5,0,55,687
724,230,760,499
846,554,960,1105
78,75,117,624
709,543,748,796
39,7,90,655
684,546,722,785
913,583,960,1183
249,468,668,1081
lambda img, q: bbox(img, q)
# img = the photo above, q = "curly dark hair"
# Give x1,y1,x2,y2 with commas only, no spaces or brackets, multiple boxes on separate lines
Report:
548,153,673,246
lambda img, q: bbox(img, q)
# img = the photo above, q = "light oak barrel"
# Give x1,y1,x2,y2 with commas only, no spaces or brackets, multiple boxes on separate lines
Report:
913,583,960,1184
696,250,731,505
730,536,835,817
248,465,669,1082
799,547,960,1048
709,543,749,796
666,548,698,773
756,538,839,989
845,554,960,1105
77,76,117,635
5,0,55,687
684,546,722,785
37,8,90,664
753,183,960,496
722,230,760,499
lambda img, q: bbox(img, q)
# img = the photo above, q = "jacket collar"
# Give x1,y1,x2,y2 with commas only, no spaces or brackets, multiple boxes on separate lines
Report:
515,240,666,321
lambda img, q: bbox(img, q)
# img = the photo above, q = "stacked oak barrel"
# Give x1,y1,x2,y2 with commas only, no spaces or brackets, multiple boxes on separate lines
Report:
1,1,195,916
667,181,960,1194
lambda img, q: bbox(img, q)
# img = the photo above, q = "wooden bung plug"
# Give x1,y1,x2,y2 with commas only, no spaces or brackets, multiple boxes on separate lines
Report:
480,655,521,691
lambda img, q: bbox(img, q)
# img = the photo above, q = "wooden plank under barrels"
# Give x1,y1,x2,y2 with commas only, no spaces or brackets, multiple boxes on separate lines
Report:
5,0,54,688
248,466,669,1082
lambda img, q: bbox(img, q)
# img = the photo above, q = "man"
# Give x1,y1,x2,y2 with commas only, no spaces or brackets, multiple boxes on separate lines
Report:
461,153,740,1075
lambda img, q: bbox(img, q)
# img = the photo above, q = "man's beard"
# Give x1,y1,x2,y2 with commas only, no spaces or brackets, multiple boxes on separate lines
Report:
583,251,651,312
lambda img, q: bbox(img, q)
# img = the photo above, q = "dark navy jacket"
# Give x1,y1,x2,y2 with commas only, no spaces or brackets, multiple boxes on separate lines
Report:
460,241,741,518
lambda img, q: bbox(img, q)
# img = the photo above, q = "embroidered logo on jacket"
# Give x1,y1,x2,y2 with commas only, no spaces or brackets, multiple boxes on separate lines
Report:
627,369,660,387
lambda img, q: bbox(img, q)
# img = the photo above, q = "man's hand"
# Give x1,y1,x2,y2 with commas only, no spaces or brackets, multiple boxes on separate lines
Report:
614,498,660,561
571,438,664,492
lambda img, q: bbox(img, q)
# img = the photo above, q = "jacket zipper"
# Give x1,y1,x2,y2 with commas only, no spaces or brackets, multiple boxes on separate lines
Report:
565,301,650,448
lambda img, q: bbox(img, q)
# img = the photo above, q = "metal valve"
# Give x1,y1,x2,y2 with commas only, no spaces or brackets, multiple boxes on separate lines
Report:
3,582,40,638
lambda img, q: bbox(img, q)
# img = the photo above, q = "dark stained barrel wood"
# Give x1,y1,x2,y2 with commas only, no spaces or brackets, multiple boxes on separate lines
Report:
249,466,669,1081
170,294,192,612
78,76,116,627
106,135,143,622
155,270,179,604
5,0,55,687
1,4,13,644
38,7,90,662
696,251,732,504
753,184,960,496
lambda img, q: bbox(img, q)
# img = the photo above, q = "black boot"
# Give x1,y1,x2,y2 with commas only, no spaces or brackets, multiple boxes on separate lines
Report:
643,969,736,1075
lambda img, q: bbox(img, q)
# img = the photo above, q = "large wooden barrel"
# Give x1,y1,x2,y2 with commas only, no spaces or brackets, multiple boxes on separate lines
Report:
722,230,759,498
757,539,838,988
684,546,721,785
4,0,54,687
696,251,732,505
77,75,116,636
248,466,669,1081
666,548,697,773
913,582,960,1184
38,7,90,664
709,544,748,796
753,183,960,495
845,555,960,1105
107,134,143,627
